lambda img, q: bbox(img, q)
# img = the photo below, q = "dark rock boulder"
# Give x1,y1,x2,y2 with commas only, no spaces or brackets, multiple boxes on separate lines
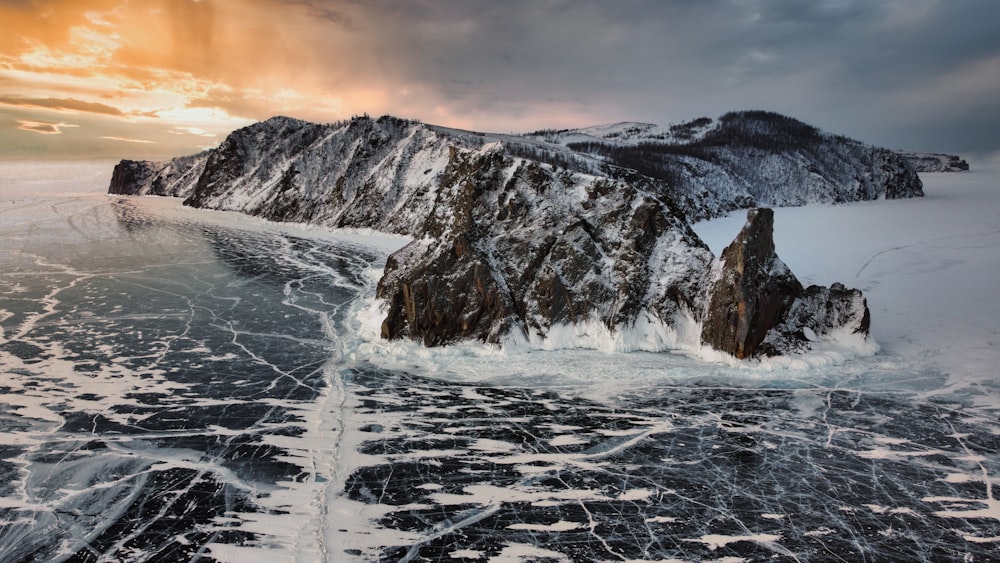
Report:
108,160,153,195
375,146,525,346
374,145,713,347
701,208,871,358
701,208,802,358
757,283,871,356
377,235,517,346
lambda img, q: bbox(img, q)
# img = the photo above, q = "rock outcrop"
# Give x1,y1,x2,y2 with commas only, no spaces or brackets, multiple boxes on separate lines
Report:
701,209,803,358
374,145,711,346
109,153,207,197
701,208,870,358
107,112,906,359
894,150,970,173
109,159,154,196
758,283,871,357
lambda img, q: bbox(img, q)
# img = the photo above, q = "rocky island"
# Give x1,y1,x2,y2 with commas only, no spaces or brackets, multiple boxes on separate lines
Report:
109,110,930,359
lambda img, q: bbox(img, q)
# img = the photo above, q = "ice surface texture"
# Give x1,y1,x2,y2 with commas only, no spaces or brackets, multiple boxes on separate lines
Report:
3,160,998,562
342,369,1000,562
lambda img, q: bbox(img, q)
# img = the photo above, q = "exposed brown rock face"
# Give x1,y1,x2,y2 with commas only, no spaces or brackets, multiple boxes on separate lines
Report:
373,146,711,347
701,208,803,359
701,208,871,358
108,160,152,195
377,235,517,346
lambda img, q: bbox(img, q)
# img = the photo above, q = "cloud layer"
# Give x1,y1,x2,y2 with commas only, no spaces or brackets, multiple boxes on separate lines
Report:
1,0,997,158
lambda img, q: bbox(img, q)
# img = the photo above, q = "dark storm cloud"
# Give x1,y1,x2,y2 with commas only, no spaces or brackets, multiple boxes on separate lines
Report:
347,0,999,154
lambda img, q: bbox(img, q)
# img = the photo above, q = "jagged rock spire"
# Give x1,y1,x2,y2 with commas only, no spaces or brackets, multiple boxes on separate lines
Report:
701,208,802,358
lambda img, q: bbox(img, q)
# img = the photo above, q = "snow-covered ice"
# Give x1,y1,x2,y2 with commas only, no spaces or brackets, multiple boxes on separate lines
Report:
695,163,1000,401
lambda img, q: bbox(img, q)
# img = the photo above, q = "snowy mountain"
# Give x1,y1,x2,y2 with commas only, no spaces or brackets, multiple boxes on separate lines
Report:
524,111,925,221
108,112,919,358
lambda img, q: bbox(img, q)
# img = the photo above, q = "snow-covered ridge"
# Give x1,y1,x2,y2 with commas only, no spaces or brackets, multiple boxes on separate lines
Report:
107,111,918,359
893,150,969,172
523,110,925,221
523,116,714,147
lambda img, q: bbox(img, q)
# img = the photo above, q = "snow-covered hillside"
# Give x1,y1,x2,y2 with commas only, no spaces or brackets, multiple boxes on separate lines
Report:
522,118,714,147
108,112,921,359
526,111,925,220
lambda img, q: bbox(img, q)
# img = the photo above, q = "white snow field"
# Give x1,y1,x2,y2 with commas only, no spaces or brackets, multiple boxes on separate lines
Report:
693,161,1000,401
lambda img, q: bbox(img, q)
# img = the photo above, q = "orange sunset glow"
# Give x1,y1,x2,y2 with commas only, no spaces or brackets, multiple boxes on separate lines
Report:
2,0,537,159
2,1,998,160
0,1,386,158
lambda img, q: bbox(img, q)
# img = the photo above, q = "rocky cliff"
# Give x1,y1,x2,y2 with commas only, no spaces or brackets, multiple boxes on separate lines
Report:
894,150,970,173
700,209,869,358
700,209,803,359
374,147,712,346
108,112,912,358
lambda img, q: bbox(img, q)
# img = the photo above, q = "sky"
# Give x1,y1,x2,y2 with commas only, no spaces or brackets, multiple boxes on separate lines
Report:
1,0,998,160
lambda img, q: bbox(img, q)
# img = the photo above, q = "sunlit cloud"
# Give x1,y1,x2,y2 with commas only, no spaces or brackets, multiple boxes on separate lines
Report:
16,119,79,135
168,126,216,137
153,106,236,124
0,0,320,157
84,9,118,28
0,95,124,115
16,22,124,71
99,135,155,144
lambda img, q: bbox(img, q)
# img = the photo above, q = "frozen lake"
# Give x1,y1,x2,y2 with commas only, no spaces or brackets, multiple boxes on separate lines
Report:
1,160,998,561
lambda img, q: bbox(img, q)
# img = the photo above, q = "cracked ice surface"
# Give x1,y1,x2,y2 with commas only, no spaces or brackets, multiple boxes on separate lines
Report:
1,161,999,562
340,370,1000,561
0,162,395,561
